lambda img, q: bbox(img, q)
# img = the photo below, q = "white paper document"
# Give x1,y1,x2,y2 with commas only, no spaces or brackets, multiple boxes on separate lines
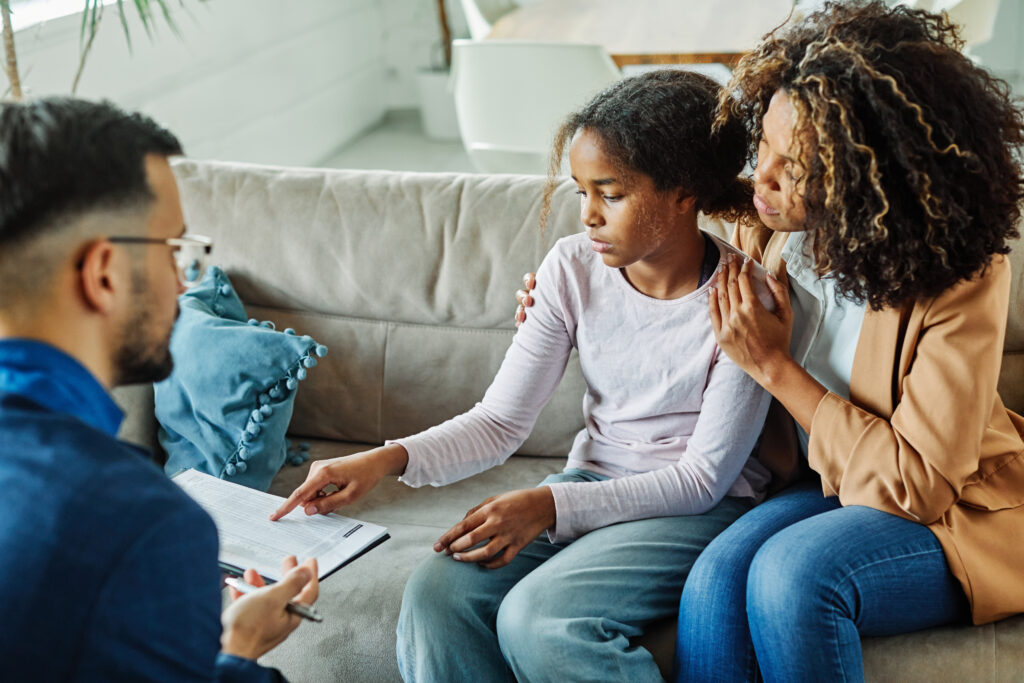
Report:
174,469,388,581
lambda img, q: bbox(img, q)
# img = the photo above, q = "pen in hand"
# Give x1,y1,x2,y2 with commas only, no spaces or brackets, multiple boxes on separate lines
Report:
225,577,324,623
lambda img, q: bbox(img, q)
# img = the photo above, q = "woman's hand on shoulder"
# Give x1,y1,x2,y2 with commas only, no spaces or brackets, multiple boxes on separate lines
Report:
514,272,537,327
710,254,794,384
269,444,408,520
433,486,555,569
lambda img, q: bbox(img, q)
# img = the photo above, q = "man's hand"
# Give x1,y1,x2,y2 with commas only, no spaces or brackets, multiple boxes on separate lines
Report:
514,272,537,327
221,556,319,661
269,444,409,520
434,487,555,569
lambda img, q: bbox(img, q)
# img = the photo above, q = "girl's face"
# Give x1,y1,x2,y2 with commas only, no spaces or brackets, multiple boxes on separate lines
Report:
753,90,808,232
569,128,692,270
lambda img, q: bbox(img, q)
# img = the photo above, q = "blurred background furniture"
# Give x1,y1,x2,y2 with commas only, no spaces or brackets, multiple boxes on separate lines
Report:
451,39,621,174
458,0,521,40
487,0,794,68
897,0,1000,49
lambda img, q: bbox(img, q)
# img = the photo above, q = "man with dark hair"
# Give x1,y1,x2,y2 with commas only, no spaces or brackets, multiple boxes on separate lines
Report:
0,97,317,681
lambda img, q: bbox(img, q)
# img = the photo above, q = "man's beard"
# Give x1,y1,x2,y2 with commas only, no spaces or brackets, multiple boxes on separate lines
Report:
112,269,177,386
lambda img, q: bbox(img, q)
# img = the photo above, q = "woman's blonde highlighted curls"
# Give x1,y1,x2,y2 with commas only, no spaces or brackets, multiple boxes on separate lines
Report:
719,0,1024,310
540,69,760,232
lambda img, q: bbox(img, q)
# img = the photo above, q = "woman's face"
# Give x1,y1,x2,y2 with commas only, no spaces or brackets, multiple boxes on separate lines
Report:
753,90,808,232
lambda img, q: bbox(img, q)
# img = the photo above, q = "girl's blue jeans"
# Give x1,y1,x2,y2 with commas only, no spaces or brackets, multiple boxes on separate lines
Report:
674,478,970,683
395,469,752,683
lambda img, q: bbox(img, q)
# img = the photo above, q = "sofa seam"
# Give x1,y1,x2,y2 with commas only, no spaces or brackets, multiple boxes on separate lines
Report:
246,303,518,336
379,322,390,444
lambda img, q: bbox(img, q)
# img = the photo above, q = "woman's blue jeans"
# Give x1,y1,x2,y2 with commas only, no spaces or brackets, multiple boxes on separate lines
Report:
674,478,970,682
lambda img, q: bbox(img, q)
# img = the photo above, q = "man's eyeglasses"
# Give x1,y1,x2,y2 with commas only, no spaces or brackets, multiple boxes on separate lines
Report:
108,235,214,288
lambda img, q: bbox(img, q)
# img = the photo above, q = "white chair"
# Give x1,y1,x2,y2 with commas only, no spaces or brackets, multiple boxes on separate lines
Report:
451,40,622,174
458,0,520,40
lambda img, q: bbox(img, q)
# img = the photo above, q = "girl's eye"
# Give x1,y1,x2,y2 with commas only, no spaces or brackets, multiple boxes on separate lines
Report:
603,195,622,203
575,189,586,197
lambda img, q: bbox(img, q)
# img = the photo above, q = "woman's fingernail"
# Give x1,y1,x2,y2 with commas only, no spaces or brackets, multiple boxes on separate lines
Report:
452,553,463,561
433,542,443,552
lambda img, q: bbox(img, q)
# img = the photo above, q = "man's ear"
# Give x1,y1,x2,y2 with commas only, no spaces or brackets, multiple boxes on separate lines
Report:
77,240,120,314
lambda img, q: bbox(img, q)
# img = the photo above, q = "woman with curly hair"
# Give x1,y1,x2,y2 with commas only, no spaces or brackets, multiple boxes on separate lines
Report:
670,1,1024,680
515,0,1022,679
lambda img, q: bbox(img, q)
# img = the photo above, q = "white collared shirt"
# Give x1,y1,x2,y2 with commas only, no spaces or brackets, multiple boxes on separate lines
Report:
782,232,868,456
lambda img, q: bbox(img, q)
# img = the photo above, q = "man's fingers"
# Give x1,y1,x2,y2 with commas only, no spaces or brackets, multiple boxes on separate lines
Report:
244,568,265,588
295,558,319,605
268,565,312,618
230,567,261,599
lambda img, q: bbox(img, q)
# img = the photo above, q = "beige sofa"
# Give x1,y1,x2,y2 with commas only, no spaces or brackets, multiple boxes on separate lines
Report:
116,159,1024,682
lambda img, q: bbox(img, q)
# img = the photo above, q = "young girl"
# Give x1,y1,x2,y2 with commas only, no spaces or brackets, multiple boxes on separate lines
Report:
272,70,774,681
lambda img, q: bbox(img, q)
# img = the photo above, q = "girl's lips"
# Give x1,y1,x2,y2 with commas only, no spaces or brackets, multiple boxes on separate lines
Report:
590,239,612,253
753,194,780,216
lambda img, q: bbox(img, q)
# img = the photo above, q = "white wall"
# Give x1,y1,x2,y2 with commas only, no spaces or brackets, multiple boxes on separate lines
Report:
380,0,468,110
10,0,404,166
971,0,1024,92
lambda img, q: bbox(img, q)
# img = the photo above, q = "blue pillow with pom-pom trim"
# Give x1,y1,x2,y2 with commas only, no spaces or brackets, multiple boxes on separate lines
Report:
154,266,327,491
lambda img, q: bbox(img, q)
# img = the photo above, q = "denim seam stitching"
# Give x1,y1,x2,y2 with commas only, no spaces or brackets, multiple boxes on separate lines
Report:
826,546,947,682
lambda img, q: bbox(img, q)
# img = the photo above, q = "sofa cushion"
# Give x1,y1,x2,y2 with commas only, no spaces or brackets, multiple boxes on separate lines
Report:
155,267,326,490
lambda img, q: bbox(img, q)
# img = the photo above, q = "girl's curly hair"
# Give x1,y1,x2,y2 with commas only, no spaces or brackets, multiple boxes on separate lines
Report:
541,69,759,230
720,0,1024,309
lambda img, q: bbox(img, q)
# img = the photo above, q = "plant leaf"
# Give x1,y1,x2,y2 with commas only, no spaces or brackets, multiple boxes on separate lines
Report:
114,0,132,51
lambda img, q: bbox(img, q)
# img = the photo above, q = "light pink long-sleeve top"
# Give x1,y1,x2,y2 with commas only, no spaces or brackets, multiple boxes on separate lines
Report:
395,232,773,542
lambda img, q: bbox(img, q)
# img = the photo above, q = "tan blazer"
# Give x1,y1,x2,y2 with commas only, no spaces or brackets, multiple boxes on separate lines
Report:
735,223,1024,625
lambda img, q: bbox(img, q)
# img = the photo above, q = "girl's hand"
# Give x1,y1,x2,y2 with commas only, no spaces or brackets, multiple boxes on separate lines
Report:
709,255,794,385
514,272,537,327
269,444,408,520
433,487,555,569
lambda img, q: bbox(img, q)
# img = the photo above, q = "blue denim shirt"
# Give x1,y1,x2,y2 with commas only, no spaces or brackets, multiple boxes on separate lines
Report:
0,339,282,682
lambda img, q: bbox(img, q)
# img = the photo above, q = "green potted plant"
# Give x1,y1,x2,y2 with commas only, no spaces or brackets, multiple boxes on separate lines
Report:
1,0,200,99
415,0,460,140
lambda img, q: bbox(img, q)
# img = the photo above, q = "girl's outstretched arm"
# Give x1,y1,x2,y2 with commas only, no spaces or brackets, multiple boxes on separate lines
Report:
395,246,574,488
269,444,409,520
